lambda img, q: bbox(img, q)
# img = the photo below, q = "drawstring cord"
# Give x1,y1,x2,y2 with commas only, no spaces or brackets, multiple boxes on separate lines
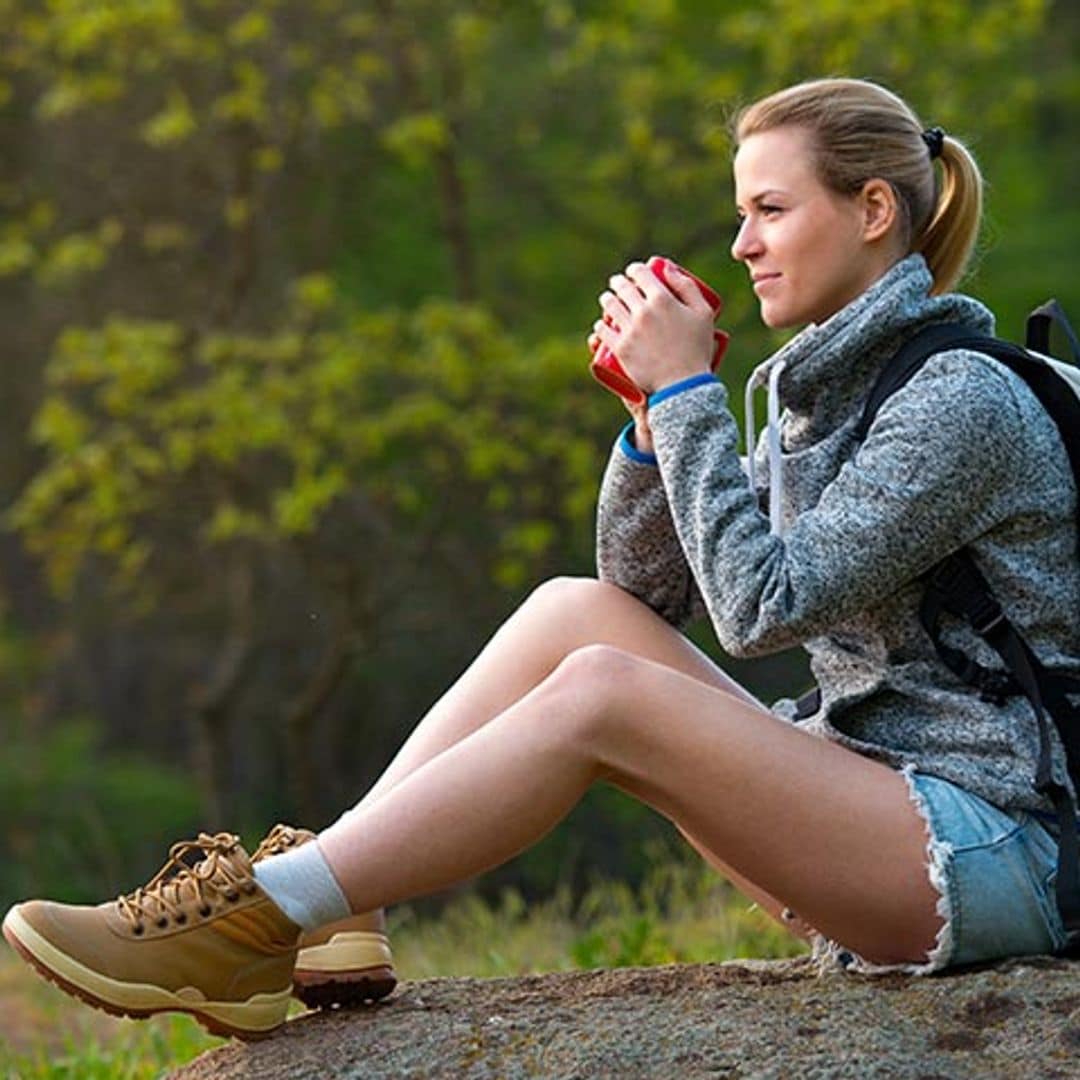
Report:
744,355,787,536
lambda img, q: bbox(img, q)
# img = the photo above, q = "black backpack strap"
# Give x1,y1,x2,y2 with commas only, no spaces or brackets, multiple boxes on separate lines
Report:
854,323,979,441
857,323,1080,493
858,324,1080,953
1027,298,1080,362
921,549,1080,951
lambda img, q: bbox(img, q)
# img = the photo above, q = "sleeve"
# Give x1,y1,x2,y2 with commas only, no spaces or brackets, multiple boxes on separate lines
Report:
647,351,1034,658
595,422,706,628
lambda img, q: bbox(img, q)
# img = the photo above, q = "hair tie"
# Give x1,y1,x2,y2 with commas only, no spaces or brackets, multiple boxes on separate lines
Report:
921,126,945,160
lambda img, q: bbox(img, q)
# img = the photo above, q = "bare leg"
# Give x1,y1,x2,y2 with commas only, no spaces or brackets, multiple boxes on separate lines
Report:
320,645,943,966
354,577,760,811
342,577,800,933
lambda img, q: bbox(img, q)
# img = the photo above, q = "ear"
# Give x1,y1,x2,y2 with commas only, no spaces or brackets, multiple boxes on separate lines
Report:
859,178,899,243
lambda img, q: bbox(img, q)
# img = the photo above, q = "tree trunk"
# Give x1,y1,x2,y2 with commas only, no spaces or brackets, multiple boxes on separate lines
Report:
378,0,477,301
188,561,256,826
434,133,476,302
282,606,355,825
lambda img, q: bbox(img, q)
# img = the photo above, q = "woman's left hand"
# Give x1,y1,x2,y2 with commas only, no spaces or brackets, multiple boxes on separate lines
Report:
591,258,716,395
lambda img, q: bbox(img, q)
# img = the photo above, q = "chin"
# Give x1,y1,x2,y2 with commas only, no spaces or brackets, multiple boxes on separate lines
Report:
760,304,798,330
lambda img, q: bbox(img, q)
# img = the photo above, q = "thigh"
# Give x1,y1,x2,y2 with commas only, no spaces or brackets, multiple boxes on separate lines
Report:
675,828,815,942
578,647,943,966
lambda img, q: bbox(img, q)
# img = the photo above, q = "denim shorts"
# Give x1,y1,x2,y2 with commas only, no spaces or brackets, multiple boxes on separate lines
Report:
814,769,1067,974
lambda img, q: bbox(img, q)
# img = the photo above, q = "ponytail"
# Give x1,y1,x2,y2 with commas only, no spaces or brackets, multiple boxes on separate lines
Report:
914,135,983,295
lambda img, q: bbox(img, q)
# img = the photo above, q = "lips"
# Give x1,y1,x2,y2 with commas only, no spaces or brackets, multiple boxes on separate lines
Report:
752,272,781,293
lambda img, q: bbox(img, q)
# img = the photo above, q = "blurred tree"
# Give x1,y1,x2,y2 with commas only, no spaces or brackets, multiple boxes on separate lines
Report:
0,0,1076,891
10,280,609,820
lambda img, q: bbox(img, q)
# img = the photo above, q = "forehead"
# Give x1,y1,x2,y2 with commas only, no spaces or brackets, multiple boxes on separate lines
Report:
733,127,822,201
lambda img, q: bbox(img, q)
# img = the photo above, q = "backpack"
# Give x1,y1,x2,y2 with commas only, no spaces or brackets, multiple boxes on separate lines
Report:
857,300,1080,956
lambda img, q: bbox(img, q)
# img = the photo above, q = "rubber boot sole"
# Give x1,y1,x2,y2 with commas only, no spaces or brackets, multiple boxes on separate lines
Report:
2,907,291,1040
293,929,397,1008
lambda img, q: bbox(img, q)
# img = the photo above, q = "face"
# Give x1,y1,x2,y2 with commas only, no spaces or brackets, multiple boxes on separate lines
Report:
731,126,894,329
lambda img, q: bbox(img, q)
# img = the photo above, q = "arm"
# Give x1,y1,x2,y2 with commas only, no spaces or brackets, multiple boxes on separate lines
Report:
595,422,706,628
648,352,1034,657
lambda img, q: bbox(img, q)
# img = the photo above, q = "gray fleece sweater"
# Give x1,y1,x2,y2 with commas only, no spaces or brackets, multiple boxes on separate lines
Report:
596,255,1080,814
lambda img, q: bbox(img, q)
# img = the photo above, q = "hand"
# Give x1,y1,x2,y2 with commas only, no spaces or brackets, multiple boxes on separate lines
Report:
624,396,654,454
587,329,652,448
591,258,716,394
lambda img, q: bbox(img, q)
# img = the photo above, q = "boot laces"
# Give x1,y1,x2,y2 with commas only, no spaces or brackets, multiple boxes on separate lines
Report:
115,832,257,934
252,823,315,862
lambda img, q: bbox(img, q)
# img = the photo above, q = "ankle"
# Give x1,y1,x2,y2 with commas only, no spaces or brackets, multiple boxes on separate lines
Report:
253,838,352,932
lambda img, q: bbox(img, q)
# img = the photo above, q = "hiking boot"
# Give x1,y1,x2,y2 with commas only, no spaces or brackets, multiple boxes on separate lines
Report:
1,832,300,1040
253,824,397,1008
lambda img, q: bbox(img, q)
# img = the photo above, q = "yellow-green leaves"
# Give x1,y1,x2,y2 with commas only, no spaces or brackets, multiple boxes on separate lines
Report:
13,294,611,606
141,87,196,147
383,113,452,169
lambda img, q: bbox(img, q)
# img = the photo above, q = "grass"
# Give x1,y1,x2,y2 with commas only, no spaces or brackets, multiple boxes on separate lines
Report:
0,853,806,1078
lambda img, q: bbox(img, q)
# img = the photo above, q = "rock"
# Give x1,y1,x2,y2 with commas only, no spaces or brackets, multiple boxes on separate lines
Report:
169,956,1080,1079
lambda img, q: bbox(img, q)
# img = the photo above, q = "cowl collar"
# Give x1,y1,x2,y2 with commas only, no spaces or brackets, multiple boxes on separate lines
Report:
768,255,994,427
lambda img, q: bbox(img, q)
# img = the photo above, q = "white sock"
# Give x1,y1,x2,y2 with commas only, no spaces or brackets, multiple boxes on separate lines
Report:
253,839,352,932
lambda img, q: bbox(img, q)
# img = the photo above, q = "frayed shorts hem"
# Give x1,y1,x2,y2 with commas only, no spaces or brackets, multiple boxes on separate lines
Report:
807,766,1065,976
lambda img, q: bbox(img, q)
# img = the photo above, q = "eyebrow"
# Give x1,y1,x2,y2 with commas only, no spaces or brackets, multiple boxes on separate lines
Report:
736,189,789,210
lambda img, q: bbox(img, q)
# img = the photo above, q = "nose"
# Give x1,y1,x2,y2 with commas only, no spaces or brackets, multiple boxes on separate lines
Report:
730,217,760,263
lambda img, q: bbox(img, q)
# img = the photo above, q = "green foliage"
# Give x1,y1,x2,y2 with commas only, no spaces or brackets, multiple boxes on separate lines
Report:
0,1008,221,1080
0,721,201,909
3,0,1060,337
11,291,610,603
569,849,807,968
393,846,808,979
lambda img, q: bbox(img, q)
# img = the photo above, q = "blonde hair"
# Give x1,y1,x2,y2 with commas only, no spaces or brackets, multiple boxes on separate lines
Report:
734,78,982,294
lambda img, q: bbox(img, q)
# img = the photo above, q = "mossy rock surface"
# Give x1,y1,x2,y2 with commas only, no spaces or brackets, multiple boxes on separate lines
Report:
170,955,1080,1079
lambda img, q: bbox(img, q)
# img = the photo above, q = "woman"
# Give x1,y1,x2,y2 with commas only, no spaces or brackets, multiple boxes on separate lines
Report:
5,78,1078,1039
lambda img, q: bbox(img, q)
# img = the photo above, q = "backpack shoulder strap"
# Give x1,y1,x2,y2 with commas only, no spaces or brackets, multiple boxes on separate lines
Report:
854,322,981,442
857,319,1080,954
856,323,1080,496
1028,298,1080,362
922,548,1080,952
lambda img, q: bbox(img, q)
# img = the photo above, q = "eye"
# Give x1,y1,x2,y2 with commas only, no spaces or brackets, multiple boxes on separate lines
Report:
760,203,784,218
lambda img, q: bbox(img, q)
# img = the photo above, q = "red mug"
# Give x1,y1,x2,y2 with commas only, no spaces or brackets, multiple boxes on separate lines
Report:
590,256,728,406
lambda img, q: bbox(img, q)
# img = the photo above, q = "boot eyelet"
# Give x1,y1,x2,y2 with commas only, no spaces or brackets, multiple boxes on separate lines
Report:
175,913,187,925
132,924,145,936
199,904,212,917
225,891,239,903
156,917,168,929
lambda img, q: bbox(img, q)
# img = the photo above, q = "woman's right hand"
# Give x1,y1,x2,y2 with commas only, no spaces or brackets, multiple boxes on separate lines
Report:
588,329,655,454
626,400,654,455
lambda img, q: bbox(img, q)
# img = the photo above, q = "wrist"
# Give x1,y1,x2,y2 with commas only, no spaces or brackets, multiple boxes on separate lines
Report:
648,371,718,409
619,421,658,466
633,420,654,454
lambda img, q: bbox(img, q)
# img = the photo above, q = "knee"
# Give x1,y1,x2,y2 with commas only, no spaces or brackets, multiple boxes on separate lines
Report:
536,646,661,769
525,575,609,614
554,642,640,680
522,577,643,637
540,644,647,726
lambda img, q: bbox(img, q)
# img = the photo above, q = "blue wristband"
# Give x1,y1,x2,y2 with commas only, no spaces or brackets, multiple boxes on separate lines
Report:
618,421,658,466
647,372,718,409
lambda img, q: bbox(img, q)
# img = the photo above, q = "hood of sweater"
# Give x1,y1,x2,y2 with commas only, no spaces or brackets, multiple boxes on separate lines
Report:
774,253,993,430
744,254,995,533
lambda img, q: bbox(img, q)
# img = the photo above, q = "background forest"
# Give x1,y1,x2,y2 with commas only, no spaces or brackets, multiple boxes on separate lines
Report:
0,0,1077,914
